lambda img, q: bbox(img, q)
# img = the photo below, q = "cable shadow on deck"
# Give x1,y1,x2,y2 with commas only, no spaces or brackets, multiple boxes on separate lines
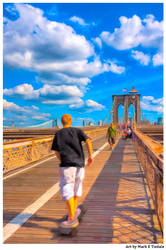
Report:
65,139,161,244
3,139,162,244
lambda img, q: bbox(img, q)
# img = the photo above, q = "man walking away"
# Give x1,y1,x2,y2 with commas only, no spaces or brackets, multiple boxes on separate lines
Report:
107,122,117,150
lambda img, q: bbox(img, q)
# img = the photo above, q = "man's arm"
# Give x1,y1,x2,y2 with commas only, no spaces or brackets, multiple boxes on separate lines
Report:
86,138,93,166
54,151,61,163
106,128,109,138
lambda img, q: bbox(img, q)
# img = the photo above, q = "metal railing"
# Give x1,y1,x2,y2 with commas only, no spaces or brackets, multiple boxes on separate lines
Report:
3,136,54,174
133,129,163,233
3,127,108,174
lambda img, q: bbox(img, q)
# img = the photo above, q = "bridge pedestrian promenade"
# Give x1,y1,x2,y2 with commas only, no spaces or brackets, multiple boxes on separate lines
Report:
3,135,163,244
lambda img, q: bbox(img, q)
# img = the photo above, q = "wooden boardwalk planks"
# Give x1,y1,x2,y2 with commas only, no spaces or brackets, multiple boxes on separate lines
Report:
3,136,163,244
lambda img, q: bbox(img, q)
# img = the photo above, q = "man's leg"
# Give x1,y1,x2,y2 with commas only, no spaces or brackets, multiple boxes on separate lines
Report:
74,168,84,214
60,196,79,227
74,196,78,212
111,137,115,149
66,196,79,221
108,137,112,149
66,197,75,221
59,167,77,221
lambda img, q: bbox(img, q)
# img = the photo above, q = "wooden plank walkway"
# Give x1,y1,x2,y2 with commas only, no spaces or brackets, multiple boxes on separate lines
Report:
3,137,163,244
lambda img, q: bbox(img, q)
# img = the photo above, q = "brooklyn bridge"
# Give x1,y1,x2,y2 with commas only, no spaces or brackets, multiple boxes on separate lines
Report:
3,91,163,244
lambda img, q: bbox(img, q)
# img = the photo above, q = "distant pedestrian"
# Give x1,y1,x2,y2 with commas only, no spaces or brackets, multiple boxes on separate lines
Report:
51,114,93,229
126,127,132,139
122,124,127,139
107,122,117,150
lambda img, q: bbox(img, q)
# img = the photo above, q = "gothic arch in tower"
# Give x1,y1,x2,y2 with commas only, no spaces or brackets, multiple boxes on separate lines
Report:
112,91,141,124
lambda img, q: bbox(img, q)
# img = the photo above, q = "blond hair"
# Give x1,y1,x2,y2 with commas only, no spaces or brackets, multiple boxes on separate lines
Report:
61,114,72,126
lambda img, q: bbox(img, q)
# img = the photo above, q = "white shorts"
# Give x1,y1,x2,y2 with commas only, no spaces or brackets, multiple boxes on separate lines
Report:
59,167,85,200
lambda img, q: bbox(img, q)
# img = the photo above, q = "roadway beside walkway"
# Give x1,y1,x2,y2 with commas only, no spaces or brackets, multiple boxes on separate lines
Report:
4,137,163,244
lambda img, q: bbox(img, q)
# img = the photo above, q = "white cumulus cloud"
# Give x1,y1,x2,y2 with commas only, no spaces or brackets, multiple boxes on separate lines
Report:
141,96,163,113
4,83,39,100
86,99,105,110
131,50,151,65
4,3,126,88
4,83,84,106
3,4,95,85
70,99,105,113
100,14,163,66
3,99,28,113
152,97,163,105
32,115,49,121
142,96,154,101
3,99,51,125
100,14,163,50
107,61,125,74
69,100,84,109
70,16,88,26
92,37,102,48
100,15,143,50
152,53,163,66
32,105,39,110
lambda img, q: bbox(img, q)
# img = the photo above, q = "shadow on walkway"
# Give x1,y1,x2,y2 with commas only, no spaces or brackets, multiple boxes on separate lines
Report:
56,139,161,243
4,139,162,244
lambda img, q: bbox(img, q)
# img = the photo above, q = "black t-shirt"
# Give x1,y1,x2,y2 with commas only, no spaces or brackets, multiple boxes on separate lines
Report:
51,127,89,168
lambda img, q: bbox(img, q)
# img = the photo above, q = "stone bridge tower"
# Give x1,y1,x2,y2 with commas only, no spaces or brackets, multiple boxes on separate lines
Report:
112,87,141,124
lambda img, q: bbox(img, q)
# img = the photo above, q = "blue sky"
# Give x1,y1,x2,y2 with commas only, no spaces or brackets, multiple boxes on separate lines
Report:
3,3,163,127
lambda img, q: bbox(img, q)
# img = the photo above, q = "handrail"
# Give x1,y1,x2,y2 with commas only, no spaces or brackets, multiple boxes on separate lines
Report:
132,129,163,233
3,125,109,139
3,127,108,174
3,136,54,149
